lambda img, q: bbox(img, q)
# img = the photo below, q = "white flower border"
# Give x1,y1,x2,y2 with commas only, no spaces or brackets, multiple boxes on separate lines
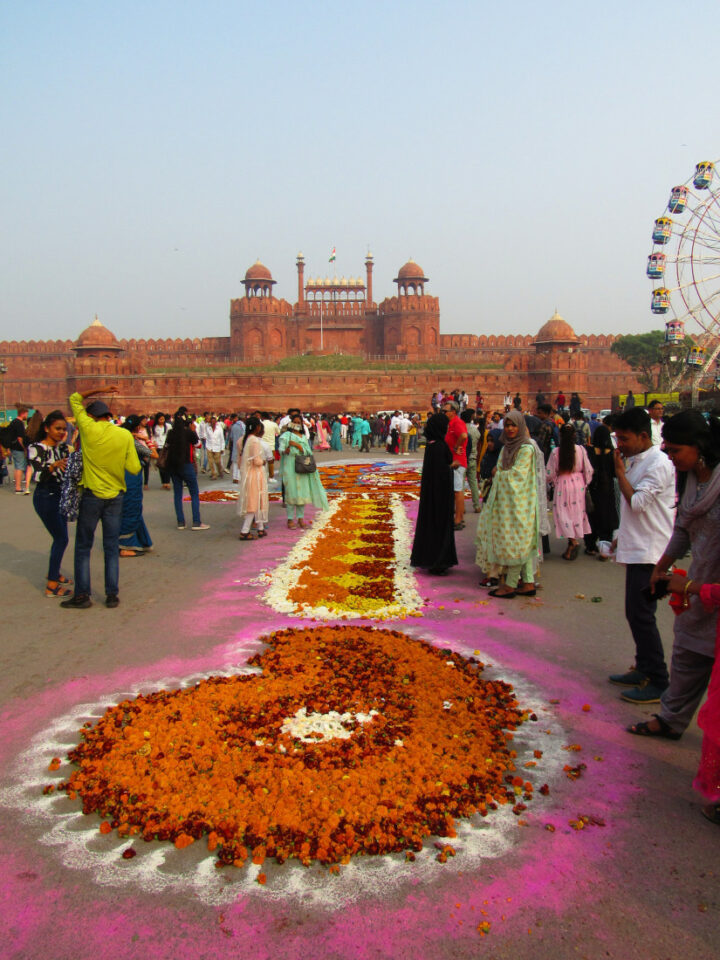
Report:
1,652,568,909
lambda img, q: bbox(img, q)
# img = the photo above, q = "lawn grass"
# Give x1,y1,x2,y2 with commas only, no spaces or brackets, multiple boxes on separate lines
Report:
152,354,503,375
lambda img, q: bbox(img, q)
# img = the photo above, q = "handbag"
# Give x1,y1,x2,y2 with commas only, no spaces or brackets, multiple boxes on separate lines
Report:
294,453,317,474
59,449,83,521
157,445,169,471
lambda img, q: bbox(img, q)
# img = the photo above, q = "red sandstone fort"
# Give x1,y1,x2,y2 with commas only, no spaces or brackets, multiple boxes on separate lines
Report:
0,255,642,412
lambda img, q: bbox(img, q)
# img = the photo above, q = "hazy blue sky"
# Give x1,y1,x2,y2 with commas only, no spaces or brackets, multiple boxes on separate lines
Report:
1,0,718,344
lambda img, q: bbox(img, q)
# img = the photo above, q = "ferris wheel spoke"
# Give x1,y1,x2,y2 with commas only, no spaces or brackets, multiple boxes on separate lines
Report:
676,222,720,249
679,287,720,327
667,272,720,294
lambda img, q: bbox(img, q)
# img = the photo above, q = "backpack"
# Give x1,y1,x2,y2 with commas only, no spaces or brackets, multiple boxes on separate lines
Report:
574,421,588,446
0,423,16,449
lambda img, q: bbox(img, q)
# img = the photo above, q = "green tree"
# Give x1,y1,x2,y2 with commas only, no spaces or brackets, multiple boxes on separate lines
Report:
610,330,667,390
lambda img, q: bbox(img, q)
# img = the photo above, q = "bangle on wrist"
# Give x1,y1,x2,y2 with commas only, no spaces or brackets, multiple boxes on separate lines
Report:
683,579,694,608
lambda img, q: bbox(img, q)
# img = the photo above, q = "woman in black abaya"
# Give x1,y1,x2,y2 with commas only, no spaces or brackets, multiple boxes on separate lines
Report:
410,413,458,575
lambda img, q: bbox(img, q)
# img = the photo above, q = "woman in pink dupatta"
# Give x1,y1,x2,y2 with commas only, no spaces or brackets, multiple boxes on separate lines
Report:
315,416,331,451
666,572,720,824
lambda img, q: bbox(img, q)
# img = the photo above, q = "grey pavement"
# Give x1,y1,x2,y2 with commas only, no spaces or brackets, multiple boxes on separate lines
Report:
0,450,717,960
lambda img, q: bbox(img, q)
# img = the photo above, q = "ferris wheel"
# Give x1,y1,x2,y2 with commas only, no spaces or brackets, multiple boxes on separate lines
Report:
647,159,720,391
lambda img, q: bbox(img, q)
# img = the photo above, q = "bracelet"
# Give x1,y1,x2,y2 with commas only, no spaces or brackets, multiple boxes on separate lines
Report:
683,579,694,609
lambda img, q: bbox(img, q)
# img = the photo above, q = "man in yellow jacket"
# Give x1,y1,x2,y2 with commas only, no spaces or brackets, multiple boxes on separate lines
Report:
61,386,141,609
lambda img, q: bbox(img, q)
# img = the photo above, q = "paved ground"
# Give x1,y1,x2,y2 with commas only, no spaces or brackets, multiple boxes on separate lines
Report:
0,450,717,960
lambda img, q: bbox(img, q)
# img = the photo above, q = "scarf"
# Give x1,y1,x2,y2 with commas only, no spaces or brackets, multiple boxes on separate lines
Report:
678,462,720,525
500,409,533,470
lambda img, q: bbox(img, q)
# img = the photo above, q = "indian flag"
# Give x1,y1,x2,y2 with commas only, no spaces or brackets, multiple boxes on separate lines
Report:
328,247,336,263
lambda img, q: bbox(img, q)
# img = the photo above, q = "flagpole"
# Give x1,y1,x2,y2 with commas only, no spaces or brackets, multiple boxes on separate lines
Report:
320,297,323,351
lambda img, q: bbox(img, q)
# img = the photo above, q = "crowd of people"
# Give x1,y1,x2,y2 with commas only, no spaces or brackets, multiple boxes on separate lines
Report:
2,386,720,827
409,393,720,828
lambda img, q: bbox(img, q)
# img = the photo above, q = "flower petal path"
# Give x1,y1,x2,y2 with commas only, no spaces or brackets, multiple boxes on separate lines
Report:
0,459,662,959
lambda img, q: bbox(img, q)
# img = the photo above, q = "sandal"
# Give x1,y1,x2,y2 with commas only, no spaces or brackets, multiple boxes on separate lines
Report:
297,519,306,528
287,520,297,529
58,575,73,585
257,530,268,538
46,583,73,598
701,804,720,825
489,588,516,599
516,587,537,597
626,714,681,741
238,532,257,541
120,549,143,558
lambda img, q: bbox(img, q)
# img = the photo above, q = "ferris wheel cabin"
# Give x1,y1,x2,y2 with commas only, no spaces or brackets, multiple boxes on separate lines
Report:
653,217,673,244
693,162,714,189
647,253,666,279
687,345,707,367
664,320,685,342
651,288,671,314
668,186,688,214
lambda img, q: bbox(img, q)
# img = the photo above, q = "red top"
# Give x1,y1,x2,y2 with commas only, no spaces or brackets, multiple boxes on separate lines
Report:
445,414,468,468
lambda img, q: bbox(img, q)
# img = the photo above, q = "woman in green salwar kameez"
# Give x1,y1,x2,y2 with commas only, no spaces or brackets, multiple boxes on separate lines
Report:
476,409,539,598
278,414,329,528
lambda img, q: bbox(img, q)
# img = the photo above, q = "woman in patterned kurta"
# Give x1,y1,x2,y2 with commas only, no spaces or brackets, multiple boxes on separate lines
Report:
475,410,539,598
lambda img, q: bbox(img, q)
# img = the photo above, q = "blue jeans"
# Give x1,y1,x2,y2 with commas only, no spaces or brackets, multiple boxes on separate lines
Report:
171,463,201,526
33,484,69,581
75,489,124,597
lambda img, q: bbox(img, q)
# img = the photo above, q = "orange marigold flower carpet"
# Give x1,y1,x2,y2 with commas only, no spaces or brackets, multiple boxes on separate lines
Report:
55,626,531,869
319,463,421,500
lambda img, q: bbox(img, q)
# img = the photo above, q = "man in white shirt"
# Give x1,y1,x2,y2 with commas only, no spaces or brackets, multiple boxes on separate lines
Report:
261,412,280,478
611,407,675,704
648,399,664,446
205,417,226,479
195,416,208,473
398,413,412,454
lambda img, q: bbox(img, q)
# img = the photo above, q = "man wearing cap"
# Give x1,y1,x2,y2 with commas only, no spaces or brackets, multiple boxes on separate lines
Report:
61,386,141,610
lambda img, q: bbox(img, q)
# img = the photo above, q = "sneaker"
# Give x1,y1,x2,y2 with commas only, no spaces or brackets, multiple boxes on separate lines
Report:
177,523,186,530
609,669,647,687
105,595,119,608
60,594,92,609
191,523,210,530
620,681,666,704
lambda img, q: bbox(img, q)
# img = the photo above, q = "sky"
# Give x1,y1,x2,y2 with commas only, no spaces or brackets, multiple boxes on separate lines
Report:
1,0,719,345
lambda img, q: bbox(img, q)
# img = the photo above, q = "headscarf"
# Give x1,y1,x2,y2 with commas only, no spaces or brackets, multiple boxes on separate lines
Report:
480,428,503,477
592,425,612,451
500,408,532,469
663,410,720,524
425,412,449,443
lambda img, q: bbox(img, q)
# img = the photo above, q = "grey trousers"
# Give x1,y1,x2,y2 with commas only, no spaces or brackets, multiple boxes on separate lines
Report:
467,458,480,510
658,644,714,734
